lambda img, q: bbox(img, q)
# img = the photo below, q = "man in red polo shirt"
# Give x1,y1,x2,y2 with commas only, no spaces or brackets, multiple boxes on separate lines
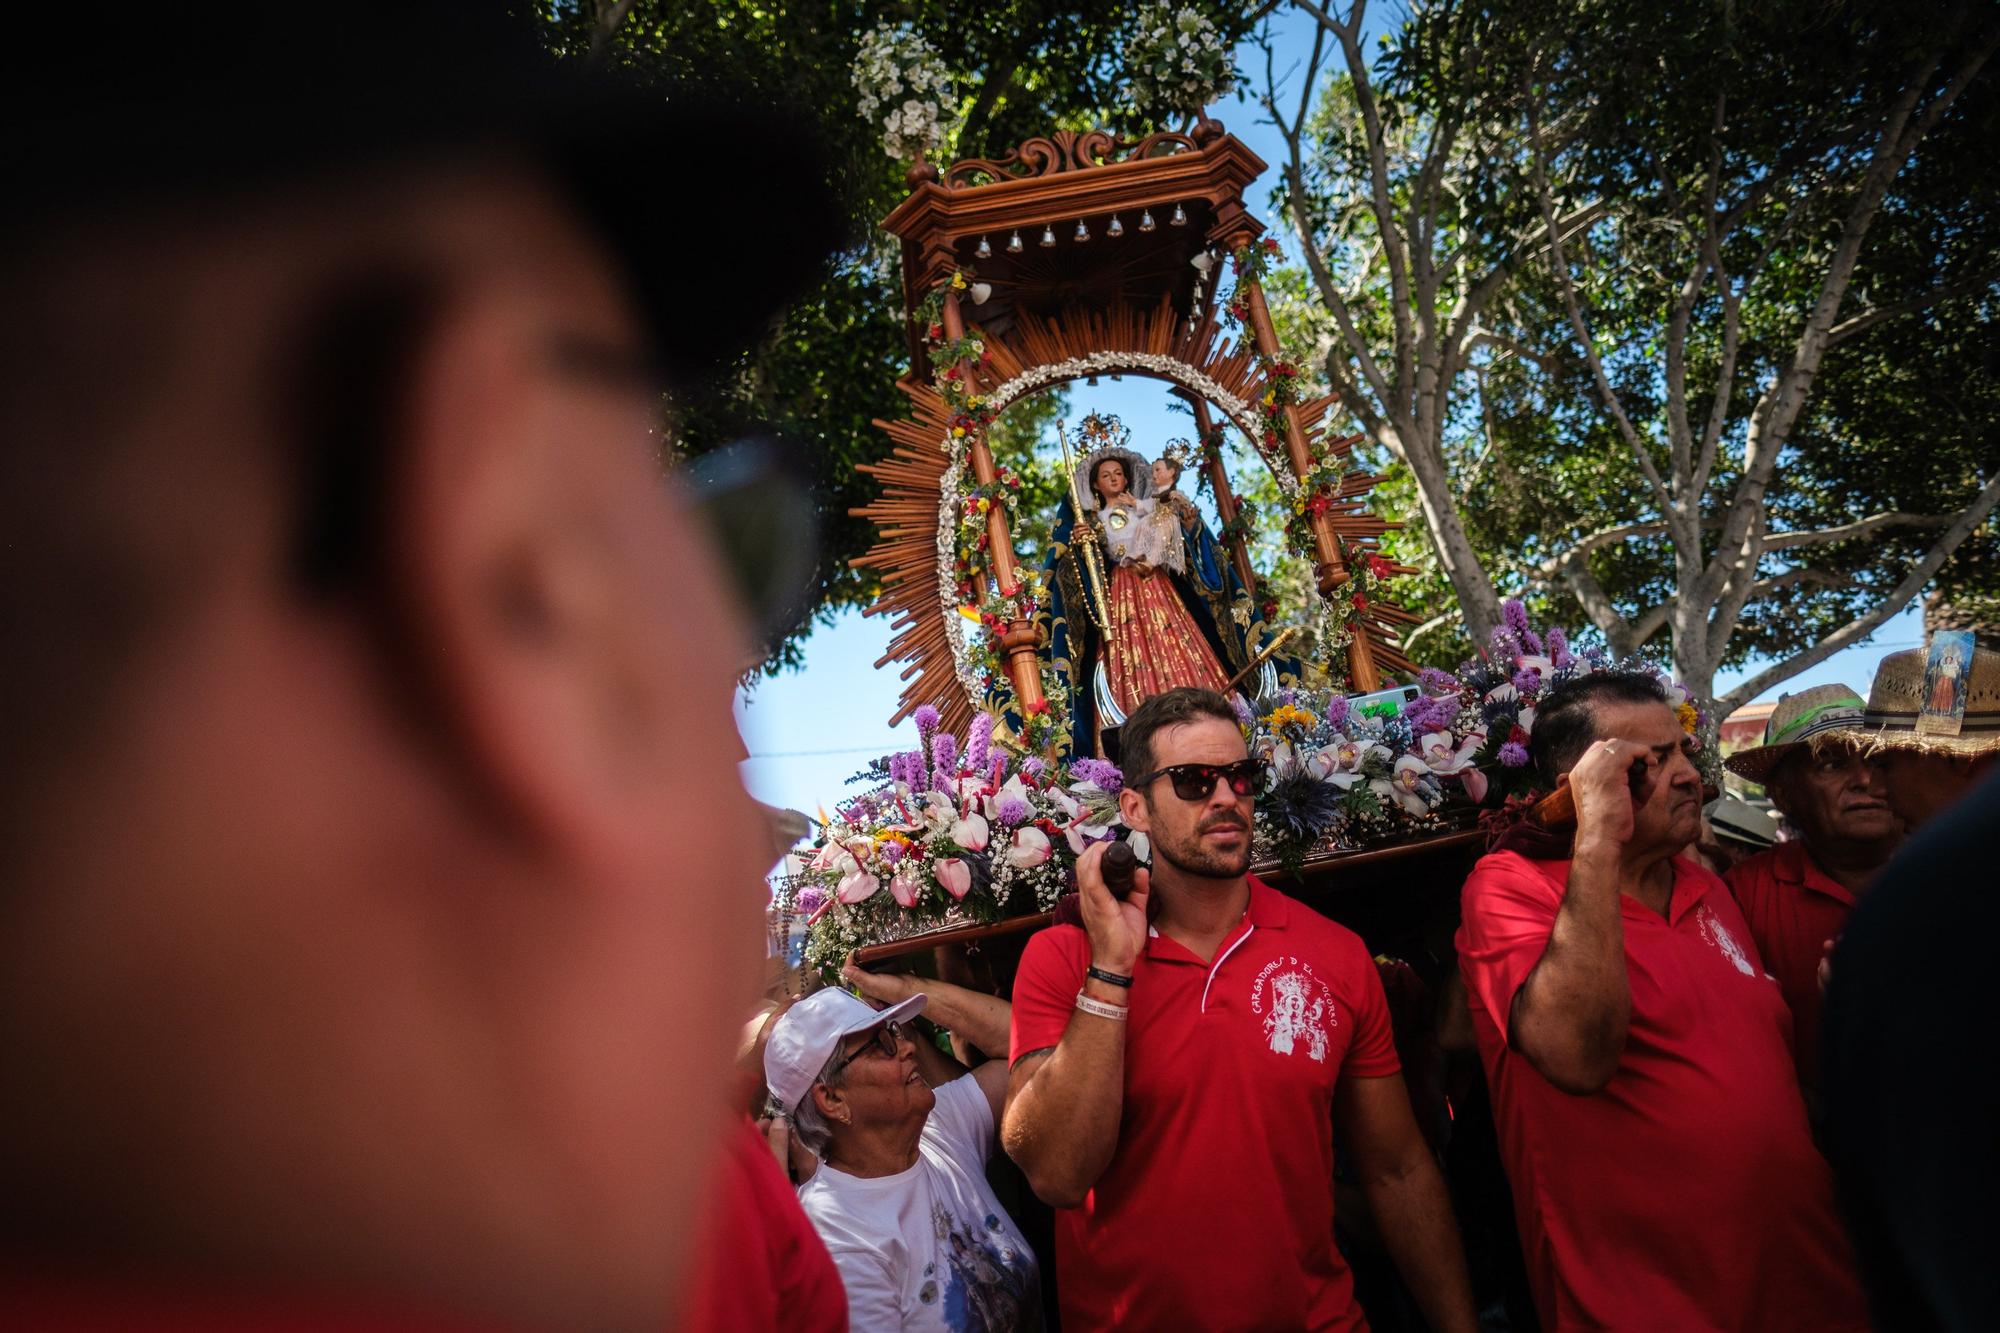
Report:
1721,684,1901,1098
1458,672,1866,1331
1004,687,1477,1332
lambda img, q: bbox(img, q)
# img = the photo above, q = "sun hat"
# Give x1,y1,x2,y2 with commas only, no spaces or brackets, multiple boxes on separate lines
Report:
1706,796,1779,849
1861,645,2000,756
763,987,927,1115
1722,683,1869,784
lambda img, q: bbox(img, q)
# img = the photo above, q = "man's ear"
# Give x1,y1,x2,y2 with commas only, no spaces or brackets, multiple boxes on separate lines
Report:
378,288,676,857
1118,786,1152,833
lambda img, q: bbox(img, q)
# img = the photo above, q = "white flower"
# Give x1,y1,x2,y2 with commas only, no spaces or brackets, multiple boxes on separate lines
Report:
1006,826,1054,868
949,812,991,852
1420,730,1481,776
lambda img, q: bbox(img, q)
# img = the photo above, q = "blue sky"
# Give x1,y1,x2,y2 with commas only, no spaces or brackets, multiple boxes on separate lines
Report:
734,10,1931,818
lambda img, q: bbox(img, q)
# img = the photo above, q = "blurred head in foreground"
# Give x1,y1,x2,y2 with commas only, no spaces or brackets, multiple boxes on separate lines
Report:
0,5,836,1326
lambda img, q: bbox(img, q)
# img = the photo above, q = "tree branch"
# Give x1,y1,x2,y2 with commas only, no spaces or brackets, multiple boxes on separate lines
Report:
1824,267,2000,346
1719,470,2000,709
1761,510,1956,551
588,0,638,67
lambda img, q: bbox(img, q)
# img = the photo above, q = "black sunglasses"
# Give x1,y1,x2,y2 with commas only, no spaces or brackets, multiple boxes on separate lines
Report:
678,436,822,658
1129,760,1266,803
825,1022,904,1080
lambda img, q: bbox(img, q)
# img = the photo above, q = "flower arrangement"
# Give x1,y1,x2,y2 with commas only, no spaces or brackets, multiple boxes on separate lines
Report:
1432,599,1721,802
1123,4,1238,120
781,709,1138,973
852,24,959,161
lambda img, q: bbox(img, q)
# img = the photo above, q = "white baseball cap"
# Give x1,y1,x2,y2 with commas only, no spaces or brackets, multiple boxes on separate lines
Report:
763,986,927,1115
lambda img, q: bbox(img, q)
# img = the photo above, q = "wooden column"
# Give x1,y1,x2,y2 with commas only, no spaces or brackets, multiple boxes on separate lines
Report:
1181,393,1258,595
1230,241,1380,691
942,290,1045,710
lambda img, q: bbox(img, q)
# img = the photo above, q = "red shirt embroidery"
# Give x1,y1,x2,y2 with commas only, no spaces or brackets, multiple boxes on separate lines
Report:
1726,840,1855,1093
1456,851,1866,1331
1010,876,1398,1331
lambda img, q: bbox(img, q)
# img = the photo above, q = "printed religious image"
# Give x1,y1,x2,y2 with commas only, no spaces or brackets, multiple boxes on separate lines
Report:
1916,629,1977,737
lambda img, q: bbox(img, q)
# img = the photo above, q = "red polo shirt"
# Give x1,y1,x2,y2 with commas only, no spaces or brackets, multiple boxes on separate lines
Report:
1010,874,1399,1331
1457,851,1866,1331
1726,840,1855,1094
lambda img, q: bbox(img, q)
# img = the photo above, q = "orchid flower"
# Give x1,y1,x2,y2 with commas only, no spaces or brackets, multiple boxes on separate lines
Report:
983,774,1035,821
1371,755,1435,817
918,792,956,835
1419,730,1480,776
1005,826,1053,868
934,857,973,900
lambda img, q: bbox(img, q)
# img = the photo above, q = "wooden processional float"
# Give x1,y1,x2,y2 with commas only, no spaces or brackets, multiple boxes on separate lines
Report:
852,117,1420,751
840,120,1489,972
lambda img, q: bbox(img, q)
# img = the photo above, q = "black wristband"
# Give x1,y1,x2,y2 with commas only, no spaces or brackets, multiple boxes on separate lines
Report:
1086,965,1134,989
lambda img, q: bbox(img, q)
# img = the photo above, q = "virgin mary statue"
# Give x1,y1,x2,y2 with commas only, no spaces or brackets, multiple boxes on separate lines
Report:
1040,414,1265,750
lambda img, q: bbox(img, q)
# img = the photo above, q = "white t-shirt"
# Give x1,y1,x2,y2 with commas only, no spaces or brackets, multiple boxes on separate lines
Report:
798,1074,1041,1332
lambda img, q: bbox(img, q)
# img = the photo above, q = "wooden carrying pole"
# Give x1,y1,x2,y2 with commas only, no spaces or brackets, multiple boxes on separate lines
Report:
1228,238,1380,691
942,290,1045,710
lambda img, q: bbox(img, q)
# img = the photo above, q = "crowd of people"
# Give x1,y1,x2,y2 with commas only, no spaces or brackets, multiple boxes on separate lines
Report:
5,4,1997,1330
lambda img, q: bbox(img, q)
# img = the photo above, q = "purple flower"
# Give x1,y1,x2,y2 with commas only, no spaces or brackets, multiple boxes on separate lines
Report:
1548,627,1573,670
1020,757,1046,779
1278,688,1299,706
880,840,905,866
1323,695,1352,730
1502,598,1530,638
932,730,958,776
913,703,940,759
1498,741,1531,768
1511,667,1544,697
994,794,1032,825
888,751,912,789
1418,667,1459,696
1402,696,1451,735
965,712,994,772
1070,757,1124,794
1230,694,1254,727
794,885,827,916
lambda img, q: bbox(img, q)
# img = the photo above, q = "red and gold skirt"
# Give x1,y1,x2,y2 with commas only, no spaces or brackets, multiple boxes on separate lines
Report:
1104,562,1233,714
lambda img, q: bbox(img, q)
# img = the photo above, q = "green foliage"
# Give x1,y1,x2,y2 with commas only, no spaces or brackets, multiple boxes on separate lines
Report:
536,2,1259,670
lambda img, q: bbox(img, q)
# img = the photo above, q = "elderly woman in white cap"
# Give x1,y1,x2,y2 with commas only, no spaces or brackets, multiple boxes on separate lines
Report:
765,963,1040,1331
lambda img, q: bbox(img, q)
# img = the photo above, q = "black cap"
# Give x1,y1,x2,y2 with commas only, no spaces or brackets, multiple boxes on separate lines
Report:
2,3,844,379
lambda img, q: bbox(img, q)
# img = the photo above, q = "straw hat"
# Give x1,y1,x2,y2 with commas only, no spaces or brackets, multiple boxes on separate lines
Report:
1722,683,1869,783
1861,645,2000,757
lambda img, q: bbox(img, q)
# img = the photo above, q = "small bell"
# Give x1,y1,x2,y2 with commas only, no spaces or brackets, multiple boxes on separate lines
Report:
1107,214,1125,237
1170,202,1188,227
1074,219,1091,242
1039,224,1057,248
1139,209,1157,232
975,235,992,259
1191,251,1216,276
969,281,993,305
1006,230,1024,254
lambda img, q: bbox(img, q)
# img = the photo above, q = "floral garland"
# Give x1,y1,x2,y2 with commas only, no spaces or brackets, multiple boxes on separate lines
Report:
1123,4,1238,120
852,24,959,161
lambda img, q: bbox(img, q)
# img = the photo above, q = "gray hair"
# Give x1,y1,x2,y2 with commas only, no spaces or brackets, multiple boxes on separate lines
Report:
785,1043,849,1155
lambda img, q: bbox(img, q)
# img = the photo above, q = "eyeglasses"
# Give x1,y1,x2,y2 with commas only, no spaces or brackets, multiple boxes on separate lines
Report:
824,1022,904,1081
1128,760,1266,803
677,436,822,658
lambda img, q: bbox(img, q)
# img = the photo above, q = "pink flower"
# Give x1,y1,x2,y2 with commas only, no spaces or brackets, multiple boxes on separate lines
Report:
888,860,923,908
836,865,880,904
1005,826,1053,868
1460,767,1490,803
934,857,973,900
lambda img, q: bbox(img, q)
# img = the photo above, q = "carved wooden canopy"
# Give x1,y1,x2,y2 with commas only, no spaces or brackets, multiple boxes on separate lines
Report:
855,121,1415,737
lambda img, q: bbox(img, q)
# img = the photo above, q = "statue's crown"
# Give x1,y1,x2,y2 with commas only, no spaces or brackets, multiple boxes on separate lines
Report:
1161,438,1196,471
1077,411,1131,451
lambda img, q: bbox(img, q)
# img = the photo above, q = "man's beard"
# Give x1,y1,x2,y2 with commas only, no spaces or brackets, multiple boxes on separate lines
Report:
1154,810,1253,879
